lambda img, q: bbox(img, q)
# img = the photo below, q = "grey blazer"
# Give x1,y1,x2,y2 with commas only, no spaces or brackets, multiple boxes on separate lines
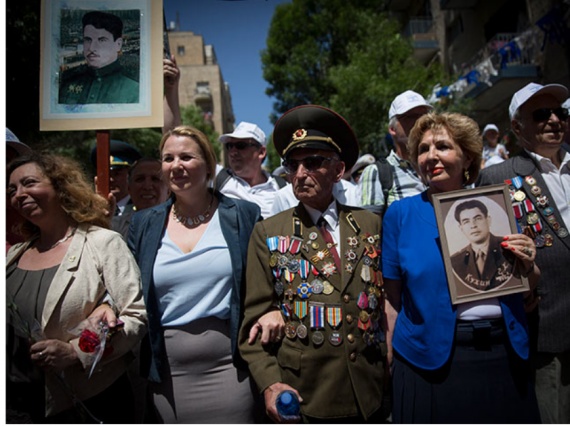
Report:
477,148,570,353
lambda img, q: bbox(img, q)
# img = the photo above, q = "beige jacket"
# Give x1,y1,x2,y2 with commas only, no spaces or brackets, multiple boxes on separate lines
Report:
6,223,147,416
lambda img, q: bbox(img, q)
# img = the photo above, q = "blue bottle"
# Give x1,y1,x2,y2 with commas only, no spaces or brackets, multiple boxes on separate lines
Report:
276,390,301,421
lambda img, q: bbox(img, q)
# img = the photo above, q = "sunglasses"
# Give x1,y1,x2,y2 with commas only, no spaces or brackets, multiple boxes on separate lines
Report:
225,141,260,150
282,155,336,174
531,107,569,122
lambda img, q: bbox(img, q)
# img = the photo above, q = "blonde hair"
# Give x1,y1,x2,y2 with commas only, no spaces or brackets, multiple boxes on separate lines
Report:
407,112,482,185
7,153,110,239
159,125,217,183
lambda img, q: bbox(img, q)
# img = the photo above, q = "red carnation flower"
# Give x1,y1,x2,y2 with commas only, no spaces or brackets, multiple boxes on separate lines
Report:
79,329,100,353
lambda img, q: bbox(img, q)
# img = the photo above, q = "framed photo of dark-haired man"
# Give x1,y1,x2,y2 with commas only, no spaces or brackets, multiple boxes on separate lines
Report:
40,0,163,131
433,184,530,305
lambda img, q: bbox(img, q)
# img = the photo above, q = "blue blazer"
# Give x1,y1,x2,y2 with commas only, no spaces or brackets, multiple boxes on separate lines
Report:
128,192,261,382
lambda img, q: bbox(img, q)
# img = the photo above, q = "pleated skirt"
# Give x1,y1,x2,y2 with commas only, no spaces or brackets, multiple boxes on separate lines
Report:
391,319,541,424
149,317,256,424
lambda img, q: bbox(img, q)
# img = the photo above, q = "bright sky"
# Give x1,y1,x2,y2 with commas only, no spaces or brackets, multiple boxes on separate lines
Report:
163,0,291,139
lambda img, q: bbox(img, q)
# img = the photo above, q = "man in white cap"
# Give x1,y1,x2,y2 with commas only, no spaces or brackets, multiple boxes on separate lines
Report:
478,82,570,423
481,123,509,168
217,121,288,218
359,90,431,216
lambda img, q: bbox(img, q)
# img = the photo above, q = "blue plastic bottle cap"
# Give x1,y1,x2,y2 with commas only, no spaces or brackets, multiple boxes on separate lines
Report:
280,392,293,404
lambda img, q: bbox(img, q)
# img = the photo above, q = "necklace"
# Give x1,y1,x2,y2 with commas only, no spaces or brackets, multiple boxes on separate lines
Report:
172,196,214,227
39,226,77,251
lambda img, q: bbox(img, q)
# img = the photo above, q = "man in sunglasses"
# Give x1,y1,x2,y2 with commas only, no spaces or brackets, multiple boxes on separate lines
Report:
239,105,387,423
217,121,288,218
478,82,570,423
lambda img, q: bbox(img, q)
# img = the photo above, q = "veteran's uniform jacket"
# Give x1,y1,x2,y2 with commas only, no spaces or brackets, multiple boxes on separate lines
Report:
59,61,139,104
239,202,385,420
450,234,514,291
477,148,570,353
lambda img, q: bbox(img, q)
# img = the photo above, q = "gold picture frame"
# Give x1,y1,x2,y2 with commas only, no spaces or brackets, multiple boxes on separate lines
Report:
40,0,163,131
432,184,530,305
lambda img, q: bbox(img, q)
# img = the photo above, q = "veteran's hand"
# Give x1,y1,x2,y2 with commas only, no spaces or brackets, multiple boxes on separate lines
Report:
30,339,79,372
248,310,285,345
264,382,302,423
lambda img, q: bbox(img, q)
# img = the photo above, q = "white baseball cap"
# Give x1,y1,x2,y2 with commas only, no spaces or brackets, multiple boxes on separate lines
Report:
6,128,32,156
388,90,432,120
562,98,570,110
508,82,568,120
482,124,499,135
219,121,266,146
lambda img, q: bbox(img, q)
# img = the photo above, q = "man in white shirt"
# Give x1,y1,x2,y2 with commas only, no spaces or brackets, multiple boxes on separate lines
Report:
478,82,570,423
359,90,430,215
217,121,287,218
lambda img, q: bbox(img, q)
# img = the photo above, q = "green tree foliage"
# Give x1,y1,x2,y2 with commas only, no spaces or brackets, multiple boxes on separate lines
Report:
262,0,464,158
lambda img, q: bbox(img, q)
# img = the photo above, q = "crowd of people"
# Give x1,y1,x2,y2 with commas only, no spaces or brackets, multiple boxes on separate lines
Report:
6,25,570,422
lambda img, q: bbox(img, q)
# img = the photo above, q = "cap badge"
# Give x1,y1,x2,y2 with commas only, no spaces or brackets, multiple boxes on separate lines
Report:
292,129,307,141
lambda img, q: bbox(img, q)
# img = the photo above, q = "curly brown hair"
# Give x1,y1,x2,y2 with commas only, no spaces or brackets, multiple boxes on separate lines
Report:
7,152,111,239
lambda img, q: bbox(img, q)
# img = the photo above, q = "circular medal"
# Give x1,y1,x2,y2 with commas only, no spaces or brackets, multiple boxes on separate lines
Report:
543,207,554,216
359,310,370,322
322,281,335,295
525,176,537,185
312,331,324,346
288,259,300,273
278,254,289,267
311,241,320,250
311,279,324,294
557,227,568,238
329,331,342,346
296,323,308,339
527,212,539,225
368,294,378,310
285,323,297,339
534,235,546,248
544,233,554,247
269,253,278,268
367,236,375,244
309,232,318,241
530,185,542,196
514,191,526,202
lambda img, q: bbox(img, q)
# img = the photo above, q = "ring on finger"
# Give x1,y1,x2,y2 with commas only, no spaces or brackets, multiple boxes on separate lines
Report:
522,247,532,257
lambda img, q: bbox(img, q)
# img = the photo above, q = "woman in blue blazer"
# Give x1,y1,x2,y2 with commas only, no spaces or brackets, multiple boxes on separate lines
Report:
382,113,541,423
128,126,272,423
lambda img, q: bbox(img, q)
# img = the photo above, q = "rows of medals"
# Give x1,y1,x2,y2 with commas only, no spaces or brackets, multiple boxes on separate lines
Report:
506,176,569,247
266,232,385,347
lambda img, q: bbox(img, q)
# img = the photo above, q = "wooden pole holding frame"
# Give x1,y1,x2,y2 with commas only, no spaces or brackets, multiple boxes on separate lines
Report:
95,130,110,197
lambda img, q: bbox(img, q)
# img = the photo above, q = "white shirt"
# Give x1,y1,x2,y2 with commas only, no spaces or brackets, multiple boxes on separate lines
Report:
527,149,570,228
219,170,282,219
304,201,341,253
268,179,360,218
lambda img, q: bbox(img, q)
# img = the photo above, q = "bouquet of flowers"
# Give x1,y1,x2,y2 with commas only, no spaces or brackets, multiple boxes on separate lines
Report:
69,317,122,378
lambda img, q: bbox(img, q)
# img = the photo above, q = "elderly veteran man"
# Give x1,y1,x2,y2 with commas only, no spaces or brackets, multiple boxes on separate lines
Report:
239,105,386,423
477,82,570,424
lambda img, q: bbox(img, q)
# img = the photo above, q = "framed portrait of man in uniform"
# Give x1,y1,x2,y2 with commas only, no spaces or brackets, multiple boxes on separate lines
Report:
40,0,163,130
433,184,530,305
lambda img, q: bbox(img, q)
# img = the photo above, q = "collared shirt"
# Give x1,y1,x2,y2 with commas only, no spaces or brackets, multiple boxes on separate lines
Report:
527,148,570,228
304,201,341,253
116,195,131,216
359,150,426,211
219,170,282,219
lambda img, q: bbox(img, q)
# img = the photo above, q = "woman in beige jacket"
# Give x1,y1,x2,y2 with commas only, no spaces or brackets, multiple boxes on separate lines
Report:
6,152,146,423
